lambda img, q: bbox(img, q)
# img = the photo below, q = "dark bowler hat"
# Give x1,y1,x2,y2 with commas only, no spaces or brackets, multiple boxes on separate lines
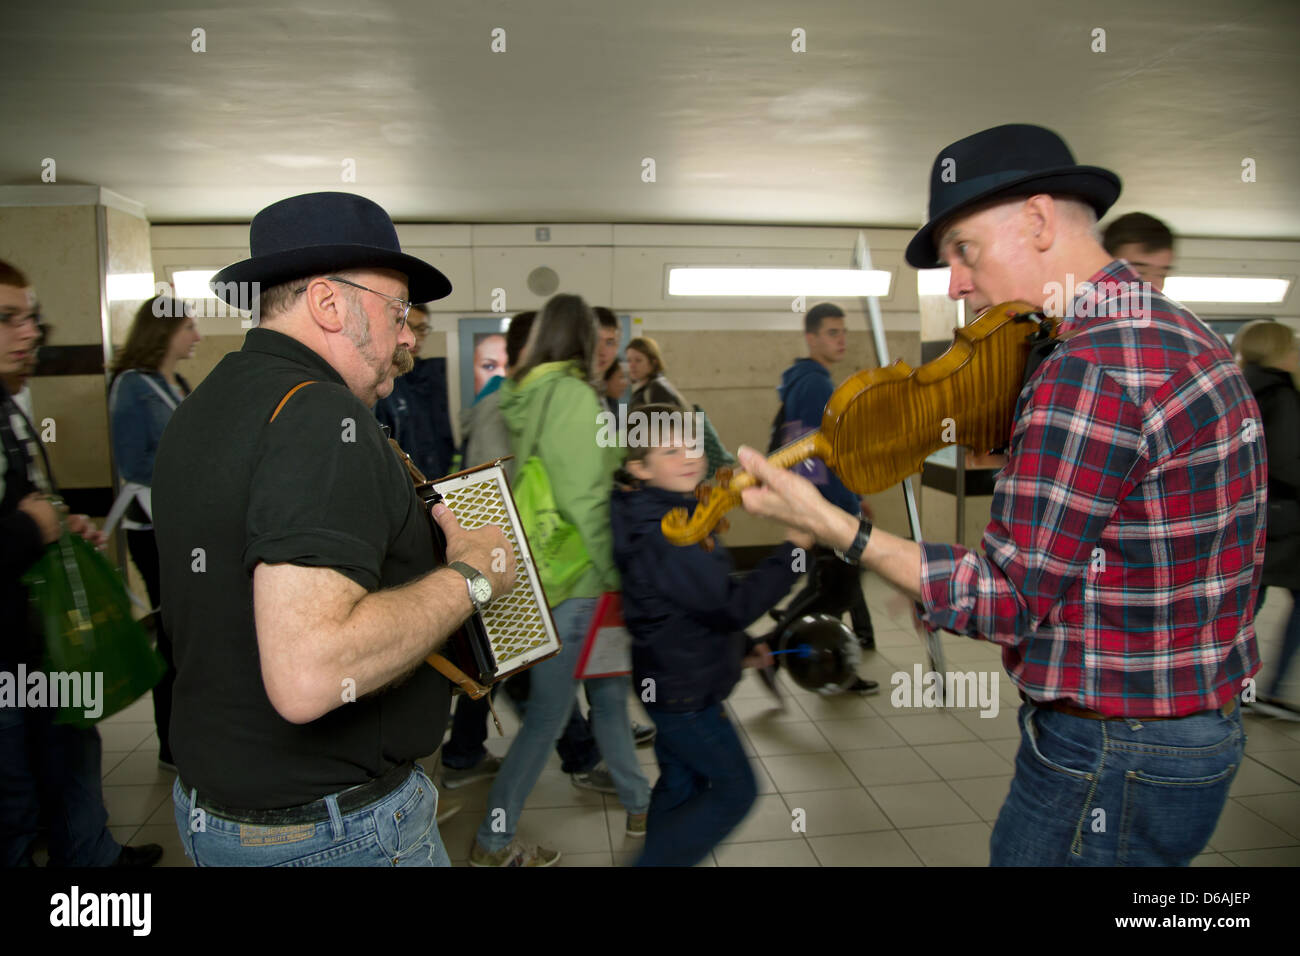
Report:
905,124,1121,269
210,192,453,309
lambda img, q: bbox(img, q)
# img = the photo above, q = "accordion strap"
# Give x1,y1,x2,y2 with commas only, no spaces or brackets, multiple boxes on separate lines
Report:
269,382,503,735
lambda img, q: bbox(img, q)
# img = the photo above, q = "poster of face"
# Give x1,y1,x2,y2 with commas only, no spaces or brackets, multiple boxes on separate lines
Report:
456,313,632,411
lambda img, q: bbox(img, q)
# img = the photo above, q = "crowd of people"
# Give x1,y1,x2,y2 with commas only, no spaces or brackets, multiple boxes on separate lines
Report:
1,122,1298,868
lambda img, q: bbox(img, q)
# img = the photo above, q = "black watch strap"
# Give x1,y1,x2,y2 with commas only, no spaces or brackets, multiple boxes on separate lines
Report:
836,517,872,565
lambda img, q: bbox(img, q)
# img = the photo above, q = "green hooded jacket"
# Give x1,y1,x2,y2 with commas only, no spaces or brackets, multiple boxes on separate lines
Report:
499,361,622,601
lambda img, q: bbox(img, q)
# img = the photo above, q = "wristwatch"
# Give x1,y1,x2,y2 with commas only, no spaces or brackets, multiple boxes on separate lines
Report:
834,517,872,565
448,561,493,612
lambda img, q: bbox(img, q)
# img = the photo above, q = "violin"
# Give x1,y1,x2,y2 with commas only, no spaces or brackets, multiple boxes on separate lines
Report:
662,300,1057,546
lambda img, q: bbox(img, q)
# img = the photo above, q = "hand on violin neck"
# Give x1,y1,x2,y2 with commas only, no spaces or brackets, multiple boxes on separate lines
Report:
735,444,849,547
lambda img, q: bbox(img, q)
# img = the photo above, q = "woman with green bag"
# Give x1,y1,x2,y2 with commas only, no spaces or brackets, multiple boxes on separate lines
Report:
468,294,651,867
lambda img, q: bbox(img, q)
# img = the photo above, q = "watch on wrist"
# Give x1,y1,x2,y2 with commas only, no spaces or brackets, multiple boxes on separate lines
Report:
834,517,872,565
448,561,493,611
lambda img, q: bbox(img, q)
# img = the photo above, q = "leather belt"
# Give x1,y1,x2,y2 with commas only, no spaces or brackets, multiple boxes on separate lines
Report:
180,761,415,826
1020,691,1238,722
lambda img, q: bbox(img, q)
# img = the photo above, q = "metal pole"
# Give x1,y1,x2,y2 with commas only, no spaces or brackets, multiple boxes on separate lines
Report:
852,232,947,682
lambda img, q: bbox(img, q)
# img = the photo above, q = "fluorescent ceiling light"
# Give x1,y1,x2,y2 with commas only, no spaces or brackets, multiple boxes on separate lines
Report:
172,269,220,299
1162,276,1290,304
917,268,951,297
105,272,156,301
668,268,891,297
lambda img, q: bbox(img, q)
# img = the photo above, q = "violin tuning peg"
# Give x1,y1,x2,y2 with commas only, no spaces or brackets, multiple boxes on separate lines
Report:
716,467,733,488
695,486,712,503
700,537,715,553
717,518,730,534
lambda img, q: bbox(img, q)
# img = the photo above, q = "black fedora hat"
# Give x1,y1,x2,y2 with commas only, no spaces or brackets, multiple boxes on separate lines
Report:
905,124,1121,270
210,192,453,309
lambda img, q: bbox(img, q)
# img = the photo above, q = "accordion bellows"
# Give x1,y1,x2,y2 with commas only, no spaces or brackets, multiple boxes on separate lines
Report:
432,462,562,681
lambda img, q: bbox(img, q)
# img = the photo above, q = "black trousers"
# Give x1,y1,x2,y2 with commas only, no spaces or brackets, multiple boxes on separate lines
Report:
125,529,175,763
776,546,874,639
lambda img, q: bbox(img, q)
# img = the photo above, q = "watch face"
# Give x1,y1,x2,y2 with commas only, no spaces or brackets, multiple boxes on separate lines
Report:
471,578,492,604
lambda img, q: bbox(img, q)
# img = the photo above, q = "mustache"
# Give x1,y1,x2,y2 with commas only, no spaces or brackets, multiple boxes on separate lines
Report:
392,346,415,376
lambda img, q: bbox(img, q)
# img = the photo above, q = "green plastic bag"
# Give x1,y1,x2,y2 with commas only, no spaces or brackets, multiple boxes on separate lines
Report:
512,380,591,605
21,529,166,728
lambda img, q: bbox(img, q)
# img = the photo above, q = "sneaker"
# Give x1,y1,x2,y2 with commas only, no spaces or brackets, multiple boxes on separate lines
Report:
436,798,462,825
847,677,880,696
856,631,876,651
626,812,647,838
441,755,503,790
469,839,560,867
1250,698,1300,722
114,844,163,867
571,762,617,794
632,722,656,746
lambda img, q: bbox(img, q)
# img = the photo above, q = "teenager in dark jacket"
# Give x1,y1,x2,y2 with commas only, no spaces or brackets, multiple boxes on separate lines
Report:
1236,320,1300,719
772,303,878,693
611,404,813,865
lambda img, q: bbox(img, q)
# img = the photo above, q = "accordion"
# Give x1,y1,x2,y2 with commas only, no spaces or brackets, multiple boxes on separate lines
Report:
389,441,562,701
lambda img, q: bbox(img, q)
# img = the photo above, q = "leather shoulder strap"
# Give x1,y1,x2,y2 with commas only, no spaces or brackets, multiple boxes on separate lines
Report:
269,381,319,423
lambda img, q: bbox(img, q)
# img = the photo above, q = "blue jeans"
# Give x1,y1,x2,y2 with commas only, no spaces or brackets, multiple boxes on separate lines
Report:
636,703,757,867
991,700,1244,866
475,598,649,853
171,767,450,866
442,686,601,774
0,704,121,867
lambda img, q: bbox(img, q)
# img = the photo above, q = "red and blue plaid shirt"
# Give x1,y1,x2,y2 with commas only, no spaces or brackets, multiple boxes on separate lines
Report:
920,260,1265,717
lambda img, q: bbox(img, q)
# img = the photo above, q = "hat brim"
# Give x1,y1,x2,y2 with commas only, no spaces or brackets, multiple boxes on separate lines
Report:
209,244,453,310
905,166,1121,270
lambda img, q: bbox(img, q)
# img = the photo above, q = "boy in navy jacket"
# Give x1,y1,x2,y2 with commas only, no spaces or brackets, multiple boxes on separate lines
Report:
611,404,812,866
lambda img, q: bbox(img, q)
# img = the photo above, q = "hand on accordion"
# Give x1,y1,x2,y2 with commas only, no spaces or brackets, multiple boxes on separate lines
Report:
430,502,518,600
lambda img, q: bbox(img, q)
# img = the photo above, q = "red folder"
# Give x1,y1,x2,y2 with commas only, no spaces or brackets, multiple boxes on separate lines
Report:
575,592,632,678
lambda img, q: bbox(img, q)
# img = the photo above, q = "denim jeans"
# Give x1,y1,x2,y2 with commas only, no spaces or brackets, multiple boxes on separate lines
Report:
990,700,1244,866
474,597,649,853
1258,588,1300,697
171,767,450,866
0,705,121,866
442,687,601,774
636,702,757,867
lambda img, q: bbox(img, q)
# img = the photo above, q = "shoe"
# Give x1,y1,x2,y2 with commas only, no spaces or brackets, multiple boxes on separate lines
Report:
441,755,503,790
114,844,163,867
756,664,786,709
632,722,656,746
436,798,463,825
1250,698,1300,721
856,631,876,651
469,839,560,867
847,677,880,696
571,762,617,794
626,812,647,837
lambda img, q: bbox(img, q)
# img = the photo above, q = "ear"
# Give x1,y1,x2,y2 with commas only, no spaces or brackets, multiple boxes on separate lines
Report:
1022,194,1057,253
626,458,651,481
303,277,347,333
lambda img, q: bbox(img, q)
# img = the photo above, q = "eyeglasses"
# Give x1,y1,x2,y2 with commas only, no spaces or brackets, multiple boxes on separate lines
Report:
0,309,41,330
295,276,413,330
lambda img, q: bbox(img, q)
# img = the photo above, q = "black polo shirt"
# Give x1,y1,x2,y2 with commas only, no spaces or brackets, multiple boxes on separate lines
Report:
152,327,449,809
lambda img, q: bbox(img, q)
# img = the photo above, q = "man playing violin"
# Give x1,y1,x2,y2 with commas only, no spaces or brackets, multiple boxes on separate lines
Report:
737,124,1265,867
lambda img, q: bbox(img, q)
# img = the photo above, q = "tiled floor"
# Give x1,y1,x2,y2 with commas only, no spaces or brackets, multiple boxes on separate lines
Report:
89,579,1300,866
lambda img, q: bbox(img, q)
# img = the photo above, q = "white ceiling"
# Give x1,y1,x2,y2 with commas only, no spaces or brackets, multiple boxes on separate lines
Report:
3,0,1298,237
